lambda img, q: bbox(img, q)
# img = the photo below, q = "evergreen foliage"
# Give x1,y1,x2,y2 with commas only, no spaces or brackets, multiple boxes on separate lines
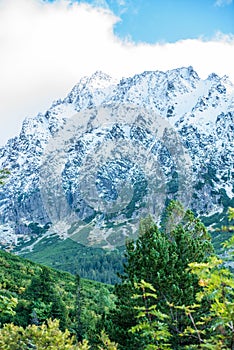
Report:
1,199,234,349
0,249,114,345
106,202,213,349
20,236,125,284
130,234,234,349
126,207,234,349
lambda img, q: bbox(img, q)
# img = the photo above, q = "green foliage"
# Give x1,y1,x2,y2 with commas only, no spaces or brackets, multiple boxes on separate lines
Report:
219,207,234,234
28,222,50,235
0,249,114,344
129,249,234,349
160,200,184,234
77,282,116,343
130,209,234,349
19,236,125,284
0,295,17,318
178,211,234,348
106,201,213,349
98,330,118,350
209,206,234,254
25,266,54,302
22,265,68,329
0,318,88,349
173,249,234,349
131,281,172,349
1,197,233,349
0,168,10,185
0,319,119,349
228,207,234,221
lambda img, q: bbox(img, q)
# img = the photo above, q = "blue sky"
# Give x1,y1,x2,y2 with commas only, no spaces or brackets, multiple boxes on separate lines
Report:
45,0,234,43
0,0,234,144
80,0,234,43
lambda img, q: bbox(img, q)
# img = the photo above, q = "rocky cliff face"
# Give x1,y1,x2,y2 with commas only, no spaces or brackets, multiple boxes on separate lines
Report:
0,67,233,250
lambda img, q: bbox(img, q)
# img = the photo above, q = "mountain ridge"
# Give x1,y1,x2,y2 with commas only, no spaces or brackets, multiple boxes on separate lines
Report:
0,66,233,251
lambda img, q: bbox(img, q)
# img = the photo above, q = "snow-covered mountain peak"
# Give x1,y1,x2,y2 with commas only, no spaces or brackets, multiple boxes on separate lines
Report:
64,70,117,108
0,67,233,250
207,72,221,82
78,70,116,89
166,65,199,81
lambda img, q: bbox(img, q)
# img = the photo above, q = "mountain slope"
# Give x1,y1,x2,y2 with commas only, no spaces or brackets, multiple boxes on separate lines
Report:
0,248,114,331
0,66,233,250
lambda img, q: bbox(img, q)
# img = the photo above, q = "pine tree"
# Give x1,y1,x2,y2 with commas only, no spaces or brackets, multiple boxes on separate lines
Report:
25,266,54,303
24,266,68,329
75,273,83,341
50,293,68,331
107,202,213,349
174,208,234,348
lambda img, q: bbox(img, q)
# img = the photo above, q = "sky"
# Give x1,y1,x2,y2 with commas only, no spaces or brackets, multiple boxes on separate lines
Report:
0,0,234,145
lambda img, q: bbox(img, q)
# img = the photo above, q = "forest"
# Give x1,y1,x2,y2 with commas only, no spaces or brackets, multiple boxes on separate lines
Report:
0,200,234,349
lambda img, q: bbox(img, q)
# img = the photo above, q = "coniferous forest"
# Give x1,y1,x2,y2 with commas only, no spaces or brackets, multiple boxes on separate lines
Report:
0,200,234,349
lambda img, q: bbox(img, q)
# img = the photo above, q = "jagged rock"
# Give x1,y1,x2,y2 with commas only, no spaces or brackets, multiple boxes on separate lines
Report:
0,67,233,249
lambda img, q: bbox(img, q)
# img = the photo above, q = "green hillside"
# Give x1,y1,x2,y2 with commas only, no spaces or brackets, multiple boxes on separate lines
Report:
1,203,233,349
18,234,125,284
0,248,115,343
17,222,233,286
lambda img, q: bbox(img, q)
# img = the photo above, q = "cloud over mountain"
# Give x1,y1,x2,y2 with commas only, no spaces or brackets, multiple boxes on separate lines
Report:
0,0,234,145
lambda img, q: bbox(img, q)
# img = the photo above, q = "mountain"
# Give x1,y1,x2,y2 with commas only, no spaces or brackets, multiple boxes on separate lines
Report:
0,67,233,252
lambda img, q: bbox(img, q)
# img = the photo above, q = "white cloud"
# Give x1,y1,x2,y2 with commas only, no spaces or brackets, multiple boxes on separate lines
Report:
214,0,232,6
0,0,234,145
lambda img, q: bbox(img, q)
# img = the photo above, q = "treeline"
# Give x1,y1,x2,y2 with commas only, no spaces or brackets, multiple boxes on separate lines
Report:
0,202,234,349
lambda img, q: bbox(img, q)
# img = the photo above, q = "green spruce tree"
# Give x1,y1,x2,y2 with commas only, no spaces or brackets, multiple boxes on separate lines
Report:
107,202,213,349
24,266,68,329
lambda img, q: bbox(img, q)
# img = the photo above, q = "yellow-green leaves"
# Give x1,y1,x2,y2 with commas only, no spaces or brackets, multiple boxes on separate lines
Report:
131,281,172,349
0,295,18,317
0,319,78,350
